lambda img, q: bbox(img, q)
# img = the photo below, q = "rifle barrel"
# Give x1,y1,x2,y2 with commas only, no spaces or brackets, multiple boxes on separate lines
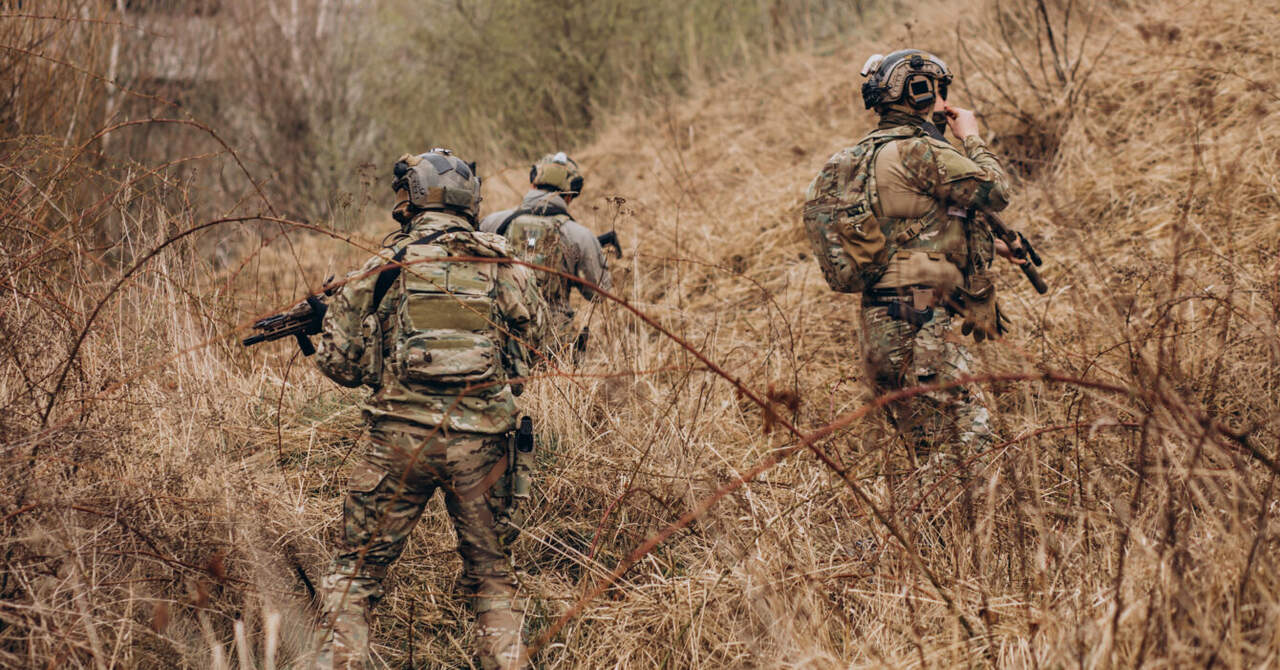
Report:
984,211,1048,294
1021,262,1049,294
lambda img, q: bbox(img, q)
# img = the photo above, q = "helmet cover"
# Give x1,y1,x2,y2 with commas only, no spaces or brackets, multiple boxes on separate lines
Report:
392,148,482,219
860,49,953,110
530,152,584,197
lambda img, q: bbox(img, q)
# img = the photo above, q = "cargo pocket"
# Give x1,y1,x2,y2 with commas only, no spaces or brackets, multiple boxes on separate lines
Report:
347,461,387,494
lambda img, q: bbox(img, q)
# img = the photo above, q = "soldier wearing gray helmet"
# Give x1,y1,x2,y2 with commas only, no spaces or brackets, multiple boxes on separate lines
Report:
312,148,545,670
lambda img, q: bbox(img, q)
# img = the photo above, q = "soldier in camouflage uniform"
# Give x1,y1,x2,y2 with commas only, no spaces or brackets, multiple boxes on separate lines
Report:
312,149,545,670
480,152,612,353
807,50,1021,492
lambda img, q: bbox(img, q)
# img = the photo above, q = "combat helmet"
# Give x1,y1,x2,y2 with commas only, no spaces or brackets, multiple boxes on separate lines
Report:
859,49,953,111
392,148,482,223
530,152,584,198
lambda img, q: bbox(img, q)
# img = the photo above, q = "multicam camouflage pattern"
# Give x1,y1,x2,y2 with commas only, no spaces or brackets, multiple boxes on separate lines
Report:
313,210,542,669
867,112,1010,283
315,421,528,670
315,210,546,433
860,305,993,468
804,129,907,292
805,112,1009,294
846,111,1010,495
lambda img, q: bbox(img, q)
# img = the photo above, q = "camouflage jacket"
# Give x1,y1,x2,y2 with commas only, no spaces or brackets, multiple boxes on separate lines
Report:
314,211,545,434
865,112,1011,290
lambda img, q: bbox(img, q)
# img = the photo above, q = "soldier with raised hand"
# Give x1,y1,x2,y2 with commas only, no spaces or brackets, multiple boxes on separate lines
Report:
804,49,1022,493
311,148,544,670
480,152,612,354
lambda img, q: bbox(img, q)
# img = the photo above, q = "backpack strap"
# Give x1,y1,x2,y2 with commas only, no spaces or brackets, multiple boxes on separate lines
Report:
494,197,571,237
493,210,527,237
855,131,925,289
369,228,458,313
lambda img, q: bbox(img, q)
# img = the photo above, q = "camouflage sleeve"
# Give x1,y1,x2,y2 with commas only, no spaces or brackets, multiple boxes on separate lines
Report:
494,261,547,375
968,212,996,270
899,135,1011,213
314,251,392,388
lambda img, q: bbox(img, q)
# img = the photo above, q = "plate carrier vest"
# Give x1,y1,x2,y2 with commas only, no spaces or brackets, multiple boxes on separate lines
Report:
373,228,506,388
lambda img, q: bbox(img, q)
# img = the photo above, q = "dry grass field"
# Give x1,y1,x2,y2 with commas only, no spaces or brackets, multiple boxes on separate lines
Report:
3,0,1280,667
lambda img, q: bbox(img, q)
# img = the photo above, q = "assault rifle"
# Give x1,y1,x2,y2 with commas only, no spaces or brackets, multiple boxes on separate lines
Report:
242,295,328,356
983,211,1047,294
597,230,623,258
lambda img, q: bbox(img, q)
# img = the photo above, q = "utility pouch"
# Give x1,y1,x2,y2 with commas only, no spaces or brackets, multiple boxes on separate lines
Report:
391,244,502,386
360,313,384,388
886,300,934,327
510,416,534,501
909,286,935,311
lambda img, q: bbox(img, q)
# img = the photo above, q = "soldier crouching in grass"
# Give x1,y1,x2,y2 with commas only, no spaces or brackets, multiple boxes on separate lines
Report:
804,49,1027,511
310,149,545,669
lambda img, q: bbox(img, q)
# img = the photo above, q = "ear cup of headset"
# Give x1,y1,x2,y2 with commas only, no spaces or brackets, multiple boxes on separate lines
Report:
904,75,936,109
861,80,881,109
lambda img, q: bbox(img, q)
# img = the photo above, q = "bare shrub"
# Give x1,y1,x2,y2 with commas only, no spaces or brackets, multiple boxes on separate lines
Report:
954,0,1116,178
3,0,1280,668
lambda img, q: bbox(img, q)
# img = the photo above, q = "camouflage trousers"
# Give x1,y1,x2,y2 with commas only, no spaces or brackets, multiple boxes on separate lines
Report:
315,419,527,670
859,304,995,503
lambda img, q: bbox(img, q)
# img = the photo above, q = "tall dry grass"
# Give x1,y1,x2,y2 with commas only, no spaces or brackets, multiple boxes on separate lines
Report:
4,0,1280,667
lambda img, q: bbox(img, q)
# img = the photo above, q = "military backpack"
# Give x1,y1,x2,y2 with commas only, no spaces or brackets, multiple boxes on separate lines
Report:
496,208,571,309
802,128,915,293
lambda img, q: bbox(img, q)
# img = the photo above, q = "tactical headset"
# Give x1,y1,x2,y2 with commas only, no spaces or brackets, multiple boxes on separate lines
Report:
860,50,953,111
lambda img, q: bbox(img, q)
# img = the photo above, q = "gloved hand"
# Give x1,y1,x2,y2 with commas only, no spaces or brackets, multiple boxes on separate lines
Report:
303,295,328,335
955,274,1010,342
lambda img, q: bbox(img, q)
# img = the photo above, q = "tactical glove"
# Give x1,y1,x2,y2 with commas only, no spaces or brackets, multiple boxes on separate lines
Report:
303,295,328,335
955,274,1010,342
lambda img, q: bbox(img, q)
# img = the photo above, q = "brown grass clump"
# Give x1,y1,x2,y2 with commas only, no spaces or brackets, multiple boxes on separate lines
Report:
3,0,1280,668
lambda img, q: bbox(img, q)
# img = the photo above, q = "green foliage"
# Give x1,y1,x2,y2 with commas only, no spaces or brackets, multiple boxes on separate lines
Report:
0,0,883,224
366,0,871,161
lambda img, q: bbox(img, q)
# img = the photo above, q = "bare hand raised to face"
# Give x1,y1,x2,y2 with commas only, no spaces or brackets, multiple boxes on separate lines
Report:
942,103,980,139
993,237,1027,265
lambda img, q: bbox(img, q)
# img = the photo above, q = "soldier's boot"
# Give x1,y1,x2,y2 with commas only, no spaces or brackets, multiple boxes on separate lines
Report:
476,607,528,670
314,572,376,670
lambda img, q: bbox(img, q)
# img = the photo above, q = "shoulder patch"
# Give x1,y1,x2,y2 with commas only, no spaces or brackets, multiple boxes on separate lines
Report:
922,137,986,184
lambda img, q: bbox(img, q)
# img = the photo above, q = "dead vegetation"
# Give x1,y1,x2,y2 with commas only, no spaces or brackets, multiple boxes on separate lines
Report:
3,0,1280,667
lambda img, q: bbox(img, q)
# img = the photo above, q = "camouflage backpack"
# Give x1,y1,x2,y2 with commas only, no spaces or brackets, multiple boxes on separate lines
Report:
384,233,506,387
496,208,571,309
802,129,914,293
